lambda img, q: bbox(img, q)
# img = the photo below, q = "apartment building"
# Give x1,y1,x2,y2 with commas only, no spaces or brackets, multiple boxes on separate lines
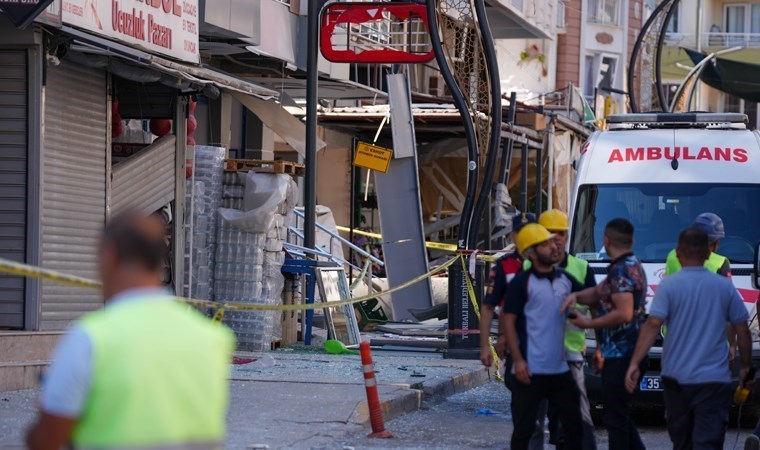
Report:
662,0,760,125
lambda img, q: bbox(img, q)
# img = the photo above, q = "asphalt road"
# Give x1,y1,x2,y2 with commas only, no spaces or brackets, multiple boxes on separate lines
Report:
341,380,756,450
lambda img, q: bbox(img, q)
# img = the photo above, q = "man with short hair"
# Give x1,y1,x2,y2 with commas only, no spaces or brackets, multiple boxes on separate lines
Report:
527,209,597,450
562,218,647,450
502,223,584,450
26,212,235,450
626,228,751,450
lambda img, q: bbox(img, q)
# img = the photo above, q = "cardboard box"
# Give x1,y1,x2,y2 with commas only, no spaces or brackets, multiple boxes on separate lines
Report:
515,112,547,130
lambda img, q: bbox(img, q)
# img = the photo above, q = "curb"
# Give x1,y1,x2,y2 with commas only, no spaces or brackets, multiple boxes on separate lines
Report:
351,365,491,426
422,366,491,401
349,388,422,425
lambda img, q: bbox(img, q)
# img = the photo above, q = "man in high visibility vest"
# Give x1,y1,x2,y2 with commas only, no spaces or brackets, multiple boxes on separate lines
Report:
26,212,235,450
665,212,731,277
663,213,736,361
525,209,598,450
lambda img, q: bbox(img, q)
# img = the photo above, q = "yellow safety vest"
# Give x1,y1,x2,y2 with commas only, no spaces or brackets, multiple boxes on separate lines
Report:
73,296,235,449
664,249,729,276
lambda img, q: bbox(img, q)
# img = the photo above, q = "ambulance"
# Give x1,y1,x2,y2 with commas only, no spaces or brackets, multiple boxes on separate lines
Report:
568,112,760,404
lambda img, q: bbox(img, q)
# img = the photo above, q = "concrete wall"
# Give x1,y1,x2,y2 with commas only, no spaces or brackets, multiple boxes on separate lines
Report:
497,38,558,101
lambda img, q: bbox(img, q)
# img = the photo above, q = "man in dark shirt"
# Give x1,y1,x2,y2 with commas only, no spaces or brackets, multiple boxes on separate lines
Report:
562,218,648,450
502,223,585,450
479,212,536,367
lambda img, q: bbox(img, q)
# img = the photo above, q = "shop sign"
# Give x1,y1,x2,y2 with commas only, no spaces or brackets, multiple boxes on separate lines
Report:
354,142,393,173
0,0,56,28
62,0,199,63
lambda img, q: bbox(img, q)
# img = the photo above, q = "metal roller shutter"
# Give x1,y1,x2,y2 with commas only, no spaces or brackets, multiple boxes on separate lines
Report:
40,62,107,331
0,50,27,329
111,134,176,216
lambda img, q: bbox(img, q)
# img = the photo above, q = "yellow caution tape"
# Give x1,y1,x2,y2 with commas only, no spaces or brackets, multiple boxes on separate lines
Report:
335,226,460,252
460,257,503,382
0,256,458,313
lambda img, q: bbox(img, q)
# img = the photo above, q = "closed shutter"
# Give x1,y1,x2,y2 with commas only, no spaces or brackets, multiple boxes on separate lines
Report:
0,50,27,329
40,62,107,331
111,134,176,216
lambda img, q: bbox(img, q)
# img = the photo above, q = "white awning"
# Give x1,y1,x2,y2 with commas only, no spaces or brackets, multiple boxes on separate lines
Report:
229,90,326,156
61,26,278,100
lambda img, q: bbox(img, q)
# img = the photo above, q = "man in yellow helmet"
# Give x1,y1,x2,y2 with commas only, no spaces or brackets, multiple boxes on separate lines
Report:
26,212,235,450
525,209,597,450
501,223,586,450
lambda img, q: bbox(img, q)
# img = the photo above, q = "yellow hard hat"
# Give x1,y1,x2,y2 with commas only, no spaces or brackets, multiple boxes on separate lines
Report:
516,223,555,255
538,209,569,232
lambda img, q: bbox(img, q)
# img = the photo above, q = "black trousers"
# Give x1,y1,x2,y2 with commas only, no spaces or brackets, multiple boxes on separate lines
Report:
508,371,583,450
663,379,732,450
602,357,646,450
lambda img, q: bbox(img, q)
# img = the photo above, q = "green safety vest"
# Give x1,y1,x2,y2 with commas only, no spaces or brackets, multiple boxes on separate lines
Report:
523,254,589,353
665,249,729,276
73,296,235,449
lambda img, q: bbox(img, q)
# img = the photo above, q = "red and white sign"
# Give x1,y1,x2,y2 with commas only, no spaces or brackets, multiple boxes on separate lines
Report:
607,146,749,163
62,0,198,63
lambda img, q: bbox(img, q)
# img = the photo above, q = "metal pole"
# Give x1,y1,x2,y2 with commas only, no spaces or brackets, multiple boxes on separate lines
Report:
547,121,555,210
498,92,518,184
467,0,503,249
521,142,528,212
535,145,543,215
304,0,321,252
695,0,704,108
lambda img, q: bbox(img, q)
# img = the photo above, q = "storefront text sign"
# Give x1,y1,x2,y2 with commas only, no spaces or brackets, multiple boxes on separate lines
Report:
62,0,199,63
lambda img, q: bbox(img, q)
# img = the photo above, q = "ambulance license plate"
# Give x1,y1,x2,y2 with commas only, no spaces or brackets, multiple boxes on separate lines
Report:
640,375,662,391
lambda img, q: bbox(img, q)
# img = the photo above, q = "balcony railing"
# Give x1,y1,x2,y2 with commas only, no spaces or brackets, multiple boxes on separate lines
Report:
704,32,760,48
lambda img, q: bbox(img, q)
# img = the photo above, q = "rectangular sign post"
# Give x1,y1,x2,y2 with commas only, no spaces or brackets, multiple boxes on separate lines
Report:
353,142,393,173
61,0,199,63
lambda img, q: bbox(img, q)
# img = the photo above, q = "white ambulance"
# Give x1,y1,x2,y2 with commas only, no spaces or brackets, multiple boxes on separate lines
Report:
568,112,760,403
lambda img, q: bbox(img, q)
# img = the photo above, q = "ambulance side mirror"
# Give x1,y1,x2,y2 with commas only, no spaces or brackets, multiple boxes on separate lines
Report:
754,242,760,290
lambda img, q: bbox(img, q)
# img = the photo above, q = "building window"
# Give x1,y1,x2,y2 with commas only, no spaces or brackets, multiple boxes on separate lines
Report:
583,54,618,101
666,2,680,34
557,1,567,30
588,0,621,25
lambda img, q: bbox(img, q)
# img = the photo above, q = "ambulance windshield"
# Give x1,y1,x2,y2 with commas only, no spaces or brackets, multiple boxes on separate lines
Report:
570,183,760,263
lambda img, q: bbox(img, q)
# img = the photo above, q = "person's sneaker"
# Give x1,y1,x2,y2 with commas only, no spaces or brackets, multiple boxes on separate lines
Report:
745,434,760,450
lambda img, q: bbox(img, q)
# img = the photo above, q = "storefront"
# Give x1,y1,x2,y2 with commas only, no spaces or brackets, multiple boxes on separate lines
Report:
0,1,277,330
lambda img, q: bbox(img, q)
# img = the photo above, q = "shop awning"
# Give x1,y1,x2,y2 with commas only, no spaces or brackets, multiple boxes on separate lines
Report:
61,26,277,100
684,48,760,102
246,77,387,101
485,0,552,39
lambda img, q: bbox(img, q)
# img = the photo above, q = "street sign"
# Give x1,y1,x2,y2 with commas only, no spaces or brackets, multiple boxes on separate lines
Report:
353,142,393,173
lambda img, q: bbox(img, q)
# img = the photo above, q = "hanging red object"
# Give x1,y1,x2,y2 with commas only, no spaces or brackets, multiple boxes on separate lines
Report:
112,98,123,139
187,99,197,146
320,2,434,64
150,119,172,137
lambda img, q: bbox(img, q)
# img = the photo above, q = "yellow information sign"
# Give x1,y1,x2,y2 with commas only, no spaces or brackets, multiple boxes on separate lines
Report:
354,142,393,173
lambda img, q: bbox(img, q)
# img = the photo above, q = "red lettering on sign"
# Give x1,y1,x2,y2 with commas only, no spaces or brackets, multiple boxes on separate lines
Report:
609,149,623,162
697,147,713,160
608,145,750,163
625,147,644,161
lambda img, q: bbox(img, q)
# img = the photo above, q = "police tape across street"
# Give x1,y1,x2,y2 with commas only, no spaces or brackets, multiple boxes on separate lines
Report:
0,254,477,313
